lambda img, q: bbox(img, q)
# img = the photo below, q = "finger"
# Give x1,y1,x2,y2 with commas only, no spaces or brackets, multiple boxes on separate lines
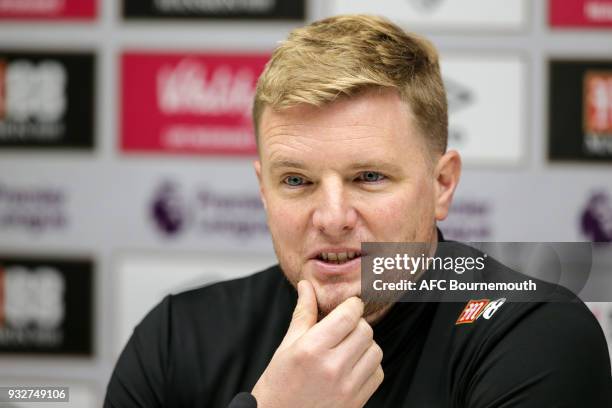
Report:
282,280,318,346
354,365,384,407
331,318,374,372
306,297,363,349
349,341,383,389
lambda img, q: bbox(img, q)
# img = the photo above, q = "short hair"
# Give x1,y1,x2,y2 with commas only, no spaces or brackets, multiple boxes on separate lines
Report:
252,14,448,154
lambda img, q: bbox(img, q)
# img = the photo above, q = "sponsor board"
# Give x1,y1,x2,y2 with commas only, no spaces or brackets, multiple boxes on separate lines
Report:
0,51,95,150
122,0,304,21
441,55,526,165
550,0,612,28
149,179,268,240
0,164,275,253
120,52,268,156
115,252,276,354
549,59,612,162
0,256,93,355
1,167,610,250
0,0,96,20
0,181,68,235
439,171,612,242
329,0,527,31
439,197,494,241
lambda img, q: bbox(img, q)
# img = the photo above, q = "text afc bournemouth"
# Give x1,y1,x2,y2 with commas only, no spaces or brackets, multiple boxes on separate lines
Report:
372,279,538,292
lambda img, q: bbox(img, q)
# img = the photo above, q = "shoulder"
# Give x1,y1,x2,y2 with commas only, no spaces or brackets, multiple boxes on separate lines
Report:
436,242,612,405
134,264,294,378
132,264,292,344
459,299,612,407
444,260,612,406
475,297,609,362
170,264,287,308
450,246,611,375
167,264,293,327
504,299,610,367
106,266,291,406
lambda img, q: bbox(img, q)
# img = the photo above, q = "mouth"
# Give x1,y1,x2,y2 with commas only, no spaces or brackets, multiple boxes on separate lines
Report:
315,250,362,265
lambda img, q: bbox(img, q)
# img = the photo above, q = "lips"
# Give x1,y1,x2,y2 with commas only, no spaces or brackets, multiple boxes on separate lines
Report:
309,247,363,264
308,247,363,277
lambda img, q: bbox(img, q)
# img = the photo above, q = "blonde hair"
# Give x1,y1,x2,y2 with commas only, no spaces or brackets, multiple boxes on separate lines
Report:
253,14,448,154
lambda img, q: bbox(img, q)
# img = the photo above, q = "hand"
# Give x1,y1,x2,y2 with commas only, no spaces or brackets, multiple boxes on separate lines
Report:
252,280,384,408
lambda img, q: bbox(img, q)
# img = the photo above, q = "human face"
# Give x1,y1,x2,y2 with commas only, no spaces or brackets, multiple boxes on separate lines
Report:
255,89,457,320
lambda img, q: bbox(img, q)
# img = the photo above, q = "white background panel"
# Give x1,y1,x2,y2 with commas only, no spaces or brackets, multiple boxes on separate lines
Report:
330,0,527,30
441,54,526,165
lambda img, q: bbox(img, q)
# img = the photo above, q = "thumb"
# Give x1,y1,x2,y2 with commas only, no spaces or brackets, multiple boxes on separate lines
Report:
282,280,318,346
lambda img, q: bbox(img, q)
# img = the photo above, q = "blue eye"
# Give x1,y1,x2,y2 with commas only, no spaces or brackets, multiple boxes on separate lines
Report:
359,171,385,183
284,175,305,186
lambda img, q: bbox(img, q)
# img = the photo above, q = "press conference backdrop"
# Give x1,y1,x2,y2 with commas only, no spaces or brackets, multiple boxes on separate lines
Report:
0,0,611,405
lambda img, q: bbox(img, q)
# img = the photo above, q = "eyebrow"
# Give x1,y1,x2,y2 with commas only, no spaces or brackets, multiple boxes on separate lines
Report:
268,159,308,172
350,160,403,174
268,158,403,174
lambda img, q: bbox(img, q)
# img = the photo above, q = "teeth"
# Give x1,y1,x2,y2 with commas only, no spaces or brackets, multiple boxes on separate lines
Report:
319,251,360,263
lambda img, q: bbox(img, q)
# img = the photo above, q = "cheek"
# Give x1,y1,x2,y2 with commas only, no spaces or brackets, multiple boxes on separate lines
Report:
265,199,309,283
363,183,435,237
266,199,308,239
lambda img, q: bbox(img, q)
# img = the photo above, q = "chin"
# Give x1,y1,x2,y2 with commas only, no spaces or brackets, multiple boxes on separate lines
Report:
312,280,360,319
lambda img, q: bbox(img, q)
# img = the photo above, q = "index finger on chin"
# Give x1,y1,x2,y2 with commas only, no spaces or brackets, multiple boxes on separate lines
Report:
305,296,364,349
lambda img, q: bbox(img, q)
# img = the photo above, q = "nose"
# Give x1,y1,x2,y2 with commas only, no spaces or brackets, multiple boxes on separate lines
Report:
311,177,357,238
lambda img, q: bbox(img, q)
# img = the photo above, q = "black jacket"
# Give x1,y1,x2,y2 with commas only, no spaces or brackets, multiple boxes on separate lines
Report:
105,241,612,407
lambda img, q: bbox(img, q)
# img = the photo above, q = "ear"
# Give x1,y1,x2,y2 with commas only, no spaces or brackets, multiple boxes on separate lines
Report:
433,150,461,221
253,159,267,211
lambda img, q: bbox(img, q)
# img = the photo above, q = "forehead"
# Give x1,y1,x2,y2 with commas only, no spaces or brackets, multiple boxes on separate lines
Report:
258,90,425,167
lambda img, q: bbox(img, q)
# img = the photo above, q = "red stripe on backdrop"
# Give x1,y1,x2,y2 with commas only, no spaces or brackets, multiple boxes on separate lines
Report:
0,0,97,20
550,0,612,28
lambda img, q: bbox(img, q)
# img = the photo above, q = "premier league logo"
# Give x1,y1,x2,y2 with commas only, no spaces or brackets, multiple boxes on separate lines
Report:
150,181,188,236
581,191,612,242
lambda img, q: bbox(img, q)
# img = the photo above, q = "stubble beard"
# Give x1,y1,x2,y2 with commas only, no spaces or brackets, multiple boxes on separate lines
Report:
279,265,395,322
275,226,437,322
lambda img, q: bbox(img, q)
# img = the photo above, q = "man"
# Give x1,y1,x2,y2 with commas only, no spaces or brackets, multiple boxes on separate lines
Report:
105,15,612,407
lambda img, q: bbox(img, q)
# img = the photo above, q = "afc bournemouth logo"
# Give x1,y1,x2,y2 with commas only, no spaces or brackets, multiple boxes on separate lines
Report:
456,298,506,325
583,70,612,155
